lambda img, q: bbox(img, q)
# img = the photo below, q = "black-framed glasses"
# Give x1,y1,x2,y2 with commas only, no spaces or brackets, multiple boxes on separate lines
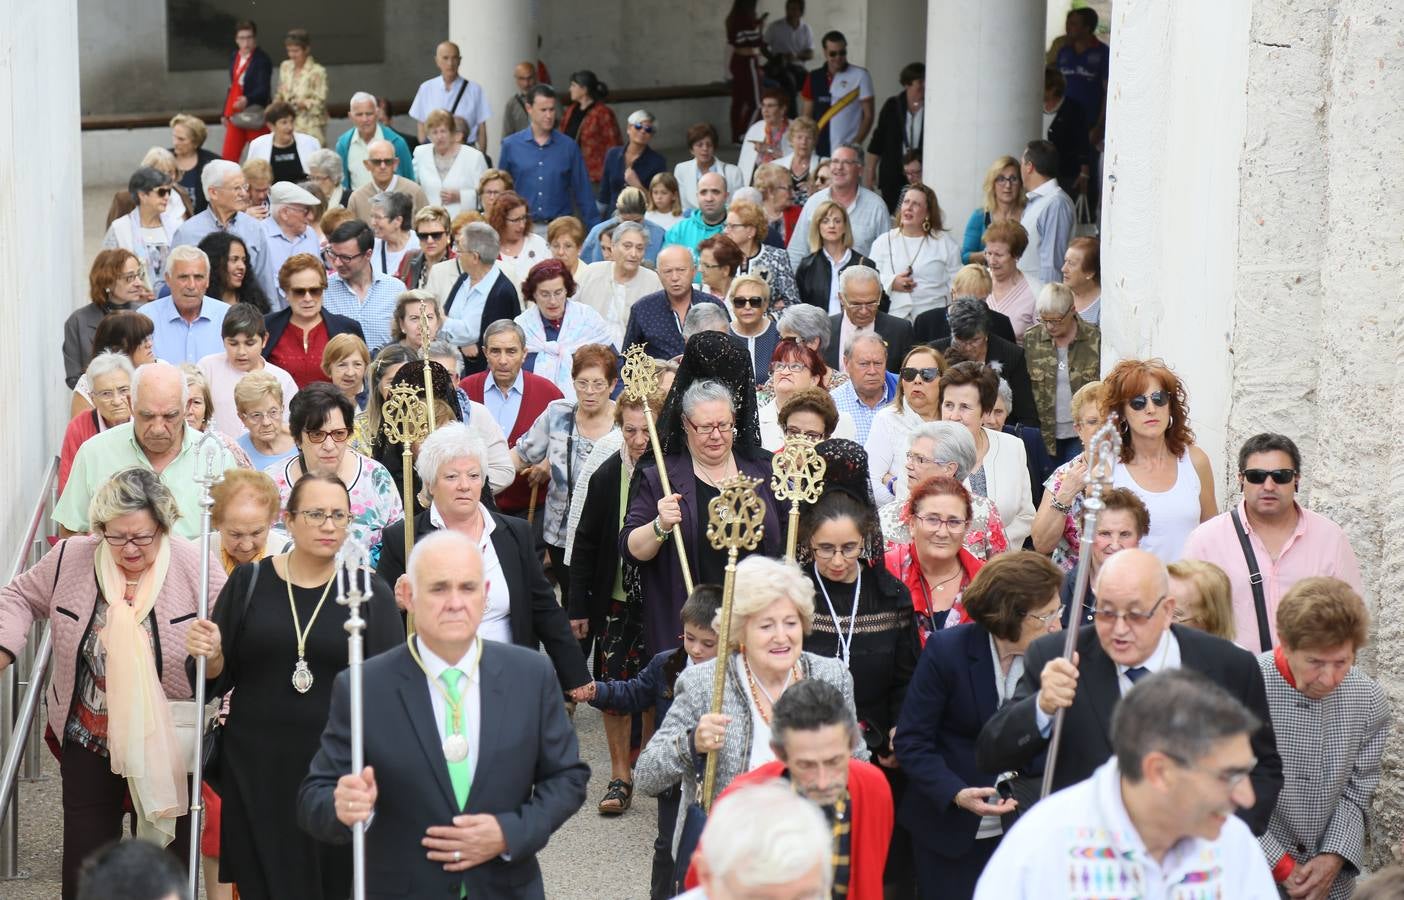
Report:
733,295,766,309
304,427,351,444
324,249,365,264
827,49,848,58
1242,468,1296,485
103,532,157,547
684,416,734,437
783,425,825,442
291,509,351,527
901,367,939,383
994,175,1020,186
1091,595,1168,627
416,230,447,241
812,542,861,560
1127,391,1169,411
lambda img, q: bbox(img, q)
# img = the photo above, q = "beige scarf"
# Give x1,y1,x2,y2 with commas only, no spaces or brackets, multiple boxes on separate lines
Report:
95,537,187,846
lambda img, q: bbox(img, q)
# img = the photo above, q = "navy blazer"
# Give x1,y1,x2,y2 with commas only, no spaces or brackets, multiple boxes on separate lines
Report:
893,622,1020,859
232,48,273,108
442,266,522,375
261,308,366,361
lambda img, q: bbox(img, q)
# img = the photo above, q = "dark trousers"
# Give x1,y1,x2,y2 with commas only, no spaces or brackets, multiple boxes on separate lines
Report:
650,785,681,900
914,834,999,900
60,739,191,900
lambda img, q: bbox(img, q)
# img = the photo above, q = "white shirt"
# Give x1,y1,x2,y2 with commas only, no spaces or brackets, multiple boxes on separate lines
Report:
974,758,1278,900
413,142,489,217
737,655,778,771
824,247,851,314
764,18,813,56
429,502,511,644
870,228,963,321
409,75,492,143
372,232,419,278
815,65,874,148
672,158,747,212
415,636,485,783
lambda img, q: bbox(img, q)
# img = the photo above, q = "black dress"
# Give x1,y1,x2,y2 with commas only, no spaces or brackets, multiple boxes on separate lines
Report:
205,557,403,900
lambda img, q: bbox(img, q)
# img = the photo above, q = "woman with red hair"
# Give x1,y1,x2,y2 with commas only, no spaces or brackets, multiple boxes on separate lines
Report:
884,475,984,645
514,258,614,401
1102,358,1216,561
489,190,550,285
757,338,857,449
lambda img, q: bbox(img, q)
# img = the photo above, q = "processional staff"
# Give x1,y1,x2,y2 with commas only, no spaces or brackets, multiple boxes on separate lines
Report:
381,382,430,634
336,534,374,900
770,435,826,561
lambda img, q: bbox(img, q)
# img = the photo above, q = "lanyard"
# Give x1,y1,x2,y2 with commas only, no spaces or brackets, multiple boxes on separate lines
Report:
814,563,860,666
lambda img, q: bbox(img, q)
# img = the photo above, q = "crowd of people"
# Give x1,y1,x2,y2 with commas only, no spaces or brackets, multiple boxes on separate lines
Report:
6,5,1402,900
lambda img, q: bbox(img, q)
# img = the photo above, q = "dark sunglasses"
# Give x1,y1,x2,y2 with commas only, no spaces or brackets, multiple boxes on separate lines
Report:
289,286,325,298
367,158,397,167
153,187,172,197
901,367,939,383
632,123,655,134
1127,391,1169,411
827,49,848,58
1242,468,1297,485
416,230,447,241
732,295,766,309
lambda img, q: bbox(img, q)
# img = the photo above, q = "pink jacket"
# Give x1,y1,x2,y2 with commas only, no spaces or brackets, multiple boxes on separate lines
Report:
0,534,227,742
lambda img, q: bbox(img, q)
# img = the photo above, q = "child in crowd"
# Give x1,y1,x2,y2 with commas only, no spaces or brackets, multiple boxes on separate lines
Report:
198,302,298,438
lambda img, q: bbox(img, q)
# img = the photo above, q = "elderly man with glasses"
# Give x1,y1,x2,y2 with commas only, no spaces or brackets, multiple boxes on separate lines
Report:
346,138,429,224
822,265,911,372
173,159,278,302
976,548,1283,833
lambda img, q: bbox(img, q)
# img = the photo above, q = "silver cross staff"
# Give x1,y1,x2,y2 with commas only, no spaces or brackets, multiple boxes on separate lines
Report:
336,534,374,900
187,431,225,900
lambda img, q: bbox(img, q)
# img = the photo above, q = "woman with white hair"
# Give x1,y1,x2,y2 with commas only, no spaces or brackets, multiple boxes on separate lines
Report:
59,352,134,492
368,191,419,278
635,555,866,852
305,148,346,210
574,220,664,345
599,108,669,211
1022,281,1101,465
376,423,590,692
776,302,849,394
879,421,1008,559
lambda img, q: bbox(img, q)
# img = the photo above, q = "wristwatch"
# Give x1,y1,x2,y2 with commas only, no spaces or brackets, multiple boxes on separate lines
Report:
651,517,671,542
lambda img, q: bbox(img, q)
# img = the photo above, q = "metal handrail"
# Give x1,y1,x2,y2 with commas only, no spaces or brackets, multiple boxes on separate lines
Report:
0,456,61,877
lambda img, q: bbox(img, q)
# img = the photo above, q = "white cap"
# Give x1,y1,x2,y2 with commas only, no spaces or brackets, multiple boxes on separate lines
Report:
268,181,320,207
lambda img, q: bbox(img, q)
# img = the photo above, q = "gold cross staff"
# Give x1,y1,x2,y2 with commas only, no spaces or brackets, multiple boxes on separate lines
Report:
770,435,826,561
381,382,431,635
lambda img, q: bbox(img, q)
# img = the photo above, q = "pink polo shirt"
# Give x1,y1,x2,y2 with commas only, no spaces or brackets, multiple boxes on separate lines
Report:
1180,500,1362,653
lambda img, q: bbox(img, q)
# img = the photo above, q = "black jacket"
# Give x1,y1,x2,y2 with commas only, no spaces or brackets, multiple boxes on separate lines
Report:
568,452,627,630
974,623,1283,835
824,311,914,373
231,47,273,108
793,250,881,312
913,305,1017,346
929,334,1038,429
1047,95,1092,196
262,307,366,361
867,92,922,211
442,266,523,375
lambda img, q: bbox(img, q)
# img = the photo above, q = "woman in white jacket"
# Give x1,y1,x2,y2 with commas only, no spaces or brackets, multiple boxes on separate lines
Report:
244,101,321,178
413,109,488,218
870,183,962,321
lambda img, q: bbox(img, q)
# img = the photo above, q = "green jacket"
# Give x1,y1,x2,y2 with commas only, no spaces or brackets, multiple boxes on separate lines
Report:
1024,317,1101,456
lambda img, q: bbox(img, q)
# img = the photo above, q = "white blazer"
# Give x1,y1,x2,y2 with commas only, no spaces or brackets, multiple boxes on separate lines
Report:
245,132,322,172
673,158,746,212
978,426,1035,547
413,143,489,218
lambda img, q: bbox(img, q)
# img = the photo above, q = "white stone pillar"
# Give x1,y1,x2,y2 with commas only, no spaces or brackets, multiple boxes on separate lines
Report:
449,0,537,163
922,0,1044,227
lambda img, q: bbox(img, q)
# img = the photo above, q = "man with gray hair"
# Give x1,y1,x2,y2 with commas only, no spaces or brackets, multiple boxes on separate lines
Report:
622,245,725,360
261,181,322,308
580,186,667,264
347,138,429,223
172,159,277,302
55,361,240,539
824,264,912,372
974,669,1278,898
830,331,897,443
575,220,664,346
138,245,229,363
335,91,414,192
434,222,521,374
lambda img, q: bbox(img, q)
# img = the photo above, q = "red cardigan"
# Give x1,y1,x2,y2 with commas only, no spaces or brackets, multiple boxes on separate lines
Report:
460,369,564,513
685,759,893,899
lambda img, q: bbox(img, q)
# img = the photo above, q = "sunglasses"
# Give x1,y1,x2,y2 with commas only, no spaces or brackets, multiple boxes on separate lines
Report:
632,123,655,134
367,158,397,167
901,367,940,383
416,230,447,241
1242,468,1297,485
288,286,324,298
732,295,766,309
1127,391,1169,411
153,187,172,197
827,49,848,58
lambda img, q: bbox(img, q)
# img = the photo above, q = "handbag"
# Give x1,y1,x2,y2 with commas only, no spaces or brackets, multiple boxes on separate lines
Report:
671,756,710,895
169,697,219,774
230,105,265,130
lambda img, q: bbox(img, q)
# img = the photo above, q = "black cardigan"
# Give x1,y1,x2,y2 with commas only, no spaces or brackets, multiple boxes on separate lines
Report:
567,452,627,629
793,250,884,312
442,265,523,376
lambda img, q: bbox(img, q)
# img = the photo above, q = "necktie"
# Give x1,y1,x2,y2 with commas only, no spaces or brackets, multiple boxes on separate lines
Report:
440,668,471,808
1124,666,1150,685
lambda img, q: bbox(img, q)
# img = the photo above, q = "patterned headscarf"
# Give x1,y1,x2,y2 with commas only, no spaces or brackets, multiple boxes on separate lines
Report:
797,438,886,564
656,331,763,456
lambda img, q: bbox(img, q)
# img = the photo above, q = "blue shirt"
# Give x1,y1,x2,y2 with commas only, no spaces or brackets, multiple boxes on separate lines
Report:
1055,40,1110,119
498,128,600,227
172,209,278,305
322,271,404,352
830,371,898,444
482,369,525,436
261,218,321,311
579,216,667,265
236,431,298,471
439,262,501,347
620,288,724,361
663,209,725,255
139,295,230,364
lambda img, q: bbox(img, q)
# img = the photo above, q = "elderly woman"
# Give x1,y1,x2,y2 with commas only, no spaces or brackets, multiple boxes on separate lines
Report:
868,346,947,506
171,112,221,213
774,116,824,206
773,387,847,449
1166,560,1235,641
871,183,962,321
673,123,745,212
186,473,400,899
1031,380,1106,571
1062,236,1101,324
102,166,179,296
914,264,1019,345
1104,357,1216,561
548,215,587,278
201,233,271,312
475,167,514,215
70,311,155,419
622,335,784,655
210,467,282,571
560,70,622,185
698,234,743,303
758,339,855,449
879,421,1007,561
794,200,878,312
267,382,403,563
263,253,366,388
273,28,328,144
231,370,297,470
645,172,684,231
771,302,845,397
59,352,134,492
1022,282,1100,465
395,206,455,290
961,156,1025,265
489,190,549,282
376,422,589,683
0,469,225,896
753,162,800,246
388,288,442,354
411,109,487,219
103,147,191,229
932,297,1037,424
726,274,782,387
894,551,1063,899
884,475,986,644
600,109,669,211
305,148,346,210
574,220,663,346
983,220,1039,342
635,555,865,851
1059,487,1150,627
514,259,613,400
367,190,418,278
725,198,798,309
65,250,146,389
320,332,370,408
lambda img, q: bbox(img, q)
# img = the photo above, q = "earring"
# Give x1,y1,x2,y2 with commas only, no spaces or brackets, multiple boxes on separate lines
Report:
922,217,930,231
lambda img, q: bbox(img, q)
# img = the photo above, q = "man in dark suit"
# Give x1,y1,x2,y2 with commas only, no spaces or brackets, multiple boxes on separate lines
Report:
822,264,913,372
299,530,589,898
975,548,1283,834
929,297,1038,428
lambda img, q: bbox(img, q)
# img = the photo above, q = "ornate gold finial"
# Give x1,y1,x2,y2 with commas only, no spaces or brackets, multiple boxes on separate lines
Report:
770,436,827,560
620,343,661,404
380,382,431,448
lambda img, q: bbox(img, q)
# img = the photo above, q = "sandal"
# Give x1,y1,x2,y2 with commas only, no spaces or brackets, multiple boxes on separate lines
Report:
597,778,633,815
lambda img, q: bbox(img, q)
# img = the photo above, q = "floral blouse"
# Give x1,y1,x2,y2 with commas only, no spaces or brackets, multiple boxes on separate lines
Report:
740,244,799,310
1044,457,1085,573
878,493,1008,561
267,453,403,565
514,399,617,547
275,57,329,144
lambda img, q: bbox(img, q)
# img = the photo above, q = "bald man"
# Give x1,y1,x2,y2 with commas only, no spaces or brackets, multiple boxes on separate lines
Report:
503,61,536,138
410,40,491,151
621,245,725,360
663,171,729,253
346,138,430,223
300,531,588,898
975,548,1283,833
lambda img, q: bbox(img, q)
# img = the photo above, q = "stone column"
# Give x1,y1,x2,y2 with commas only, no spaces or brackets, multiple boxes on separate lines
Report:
448,0,537,162
921,0,1043,223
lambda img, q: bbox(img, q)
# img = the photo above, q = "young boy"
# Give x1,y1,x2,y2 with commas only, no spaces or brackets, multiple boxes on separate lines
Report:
198,302,299,438
584,585,721,900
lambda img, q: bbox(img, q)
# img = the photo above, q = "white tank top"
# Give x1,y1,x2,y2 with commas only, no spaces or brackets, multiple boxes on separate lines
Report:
1112,453,1200,562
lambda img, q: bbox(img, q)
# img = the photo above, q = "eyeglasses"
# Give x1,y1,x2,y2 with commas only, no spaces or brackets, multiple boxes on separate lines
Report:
905,451,937,467
733,295,767,309
288,286,325,297
324,249,366,264
416,230,447,241
1127,391,1169,411
1039,310,1071,326
772,361,809,374
153,187,172,197
573,379,610,394
118,270,145,283
912,514,969,532
812,542,861,560
844,299,879,309
291,509,352,527
505,213,529,225
240,407,282,423
723,221,751,231
1091,595,1168,627
901,367,940,383
103,531,157,547
784,425,825,442
1026,605,1066,626
1164,753,1258,790
685,416,734,437
93,386,132,403
1241,467,1296,485
632,123,655,134
698,261,725,271
367,157,398,167
304,427,351,444
994,175,1021,186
